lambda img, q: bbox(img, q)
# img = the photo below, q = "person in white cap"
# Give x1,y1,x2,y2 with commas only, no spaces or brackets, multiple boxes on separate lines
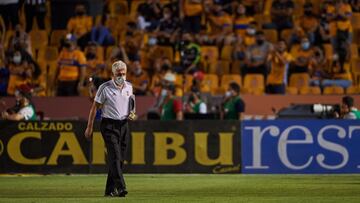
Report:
85,60,136,198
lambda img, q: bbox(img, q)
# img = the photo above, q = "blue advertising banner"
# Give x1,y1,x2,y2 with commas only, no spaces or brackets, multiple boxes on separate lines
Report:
242,120,360,174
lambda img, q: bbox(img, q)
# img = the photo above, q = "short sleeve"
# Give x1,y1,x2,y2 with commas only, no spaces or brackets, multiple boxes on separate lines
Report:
77,51,87,66
173,99,182,113
95,85,106,104
18,106,34,120
235,99,245,113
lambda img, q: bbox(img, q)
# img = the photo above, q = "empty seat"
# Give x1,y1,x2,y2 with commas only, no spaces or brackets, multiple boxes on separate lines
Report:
289,73,310,89
50,29,67,46
243,74,265,95
323,86,345,95
201,74,219,94
299,86,321,95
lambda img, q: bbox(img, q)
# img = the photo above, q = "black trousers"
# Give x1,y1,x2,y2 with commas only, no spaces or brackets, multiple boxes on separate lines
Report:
0,3,19,29
100,118,129,194
25,3,46,32
56,80,78,96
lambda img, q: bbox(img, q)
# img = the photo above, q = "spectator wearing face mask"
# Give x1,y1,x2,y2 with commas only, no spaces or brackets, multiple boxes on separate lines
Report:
289,37,314,76
7,50,33,96
1,90,37,121
295,3,320,45
85,42,107,86
222,82,245,120
155,6,180,46
208,5,233,46
55,34,87,96
159,84,183,120
90,14,115,47
266,40,293,94
67,4,93,49
244,31,273,79
340,96,360,119
243,21,257,47
127,60,150,95
9,25,32,56
233,4,255,38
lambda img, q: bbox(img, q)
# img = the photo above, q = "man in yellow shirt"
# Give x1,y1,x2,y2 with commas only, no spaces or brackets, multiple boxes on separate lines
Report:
67,4,93,49
55,34,87,96
180,0,203,34
266,40,293,94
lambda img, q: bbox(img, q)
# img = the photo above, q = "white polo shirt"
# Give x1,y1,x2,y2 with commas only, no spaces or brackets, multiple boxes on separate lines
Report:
95,80,133,120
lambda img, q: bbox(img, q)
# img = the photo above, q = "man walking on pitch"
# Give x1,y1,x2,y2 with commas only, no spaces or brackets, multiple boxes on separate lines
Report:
85,60,136,197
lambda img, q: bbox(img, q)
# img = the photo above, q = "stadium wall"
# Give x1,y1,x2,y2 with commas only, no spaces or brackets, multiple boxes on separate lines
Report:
1,95,359,120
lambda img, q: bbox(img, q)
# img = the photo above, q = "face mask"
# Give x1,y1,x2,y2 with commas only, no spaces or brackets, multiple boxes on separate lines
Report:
13,55,22,64
225,91,232,97
115,76,125,86
161,89,167,97
246,28,256,35
301,42,310,50
148,37,157,46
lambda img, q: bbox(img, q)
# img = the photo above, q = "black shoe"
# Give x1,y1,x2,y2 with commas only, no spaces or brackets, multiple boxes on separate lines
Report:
118,189,128,197
105,189,119,197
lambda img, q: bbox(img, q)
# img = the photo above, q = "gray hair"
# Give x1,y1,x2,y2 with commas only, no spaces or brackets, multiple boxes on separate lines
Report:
112,60,127,75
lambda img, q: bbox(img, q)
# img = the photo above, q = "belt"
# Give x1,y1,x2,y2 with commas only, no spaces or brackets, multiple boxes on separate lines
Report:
101,117,127,124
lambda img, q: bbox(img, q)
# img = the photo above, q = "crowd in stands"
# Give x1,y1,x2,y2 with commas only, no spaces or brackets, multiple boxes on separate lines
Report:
0,0,360,120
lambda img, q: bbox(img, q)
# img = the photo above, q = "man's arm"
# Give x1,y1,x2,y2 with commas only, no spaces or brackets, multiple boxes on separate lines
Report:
84,102,101,139
2,112,24,121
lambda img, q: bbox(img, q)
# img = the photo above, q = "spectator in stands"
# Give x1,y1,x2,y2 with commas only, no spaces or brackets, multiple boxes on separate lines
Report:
242,0,262,16
350,0,360,12
309,48,330,87
243,21,257,46
331,14,353,64
244,31,273,79
124,21,144,62
289,37,314,76
67,4,93,49
339,96,360,119
189,70,204,93
233,4,255,38
90,14,115,47
137,0,163,31
165,0,180,17
266,40,293,94
127,59,150,95
8,25,32,56
150,57,166,96
0,0,19,30
1,90,37,121
156,6,180,46
185,91,207,114
6,49,34,96
177,33,201,74
55,34,86,96
159,84,183,120
323,54,352,89
85,42,107,85
221,82,245,120
265,0,294,31
23,0,47,32
109,41,130,64
296,3,320,45
208,4,233,46
180,0,203,34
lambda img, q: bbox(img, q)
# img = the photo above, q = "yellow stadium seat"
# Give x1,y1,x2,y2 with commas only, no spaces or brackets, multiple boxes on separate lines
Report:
221,74,241,90
352,13,360,30
50,29,67,46
30,30,48,50
174,74,184,87
201,46,219,63
289,73,310,89
346,86,360,94
184,74,194,93
201,74,219,95
280,29,292,41
231,60,242,74
351,58,360,85
323,44,333,60
351,44,359,59
263,29,278,44
38,46,59,62
323,86,345,95
243,74,265,95
218,60,231,75
109,0,128,16
286,87,298,95
299,86,321,95
105,45,116,61
130,0,146,18
220,45,233,60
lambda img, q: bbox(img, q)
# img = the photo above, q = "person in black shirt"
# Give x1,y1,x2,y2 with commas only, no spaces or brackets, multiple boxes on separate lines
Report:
264,0,294,31
137,0,163,31
156,6,180,46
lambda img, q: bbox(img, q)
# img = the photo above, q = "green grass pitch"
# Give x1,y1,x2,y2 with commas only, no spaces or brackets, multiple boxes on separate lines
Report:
0,174,360,203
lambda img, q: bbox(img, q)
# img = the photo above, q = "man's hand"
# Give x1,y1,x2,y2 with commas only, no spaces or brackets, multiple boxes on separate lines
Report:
84,127,93,140
128,111,137,121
